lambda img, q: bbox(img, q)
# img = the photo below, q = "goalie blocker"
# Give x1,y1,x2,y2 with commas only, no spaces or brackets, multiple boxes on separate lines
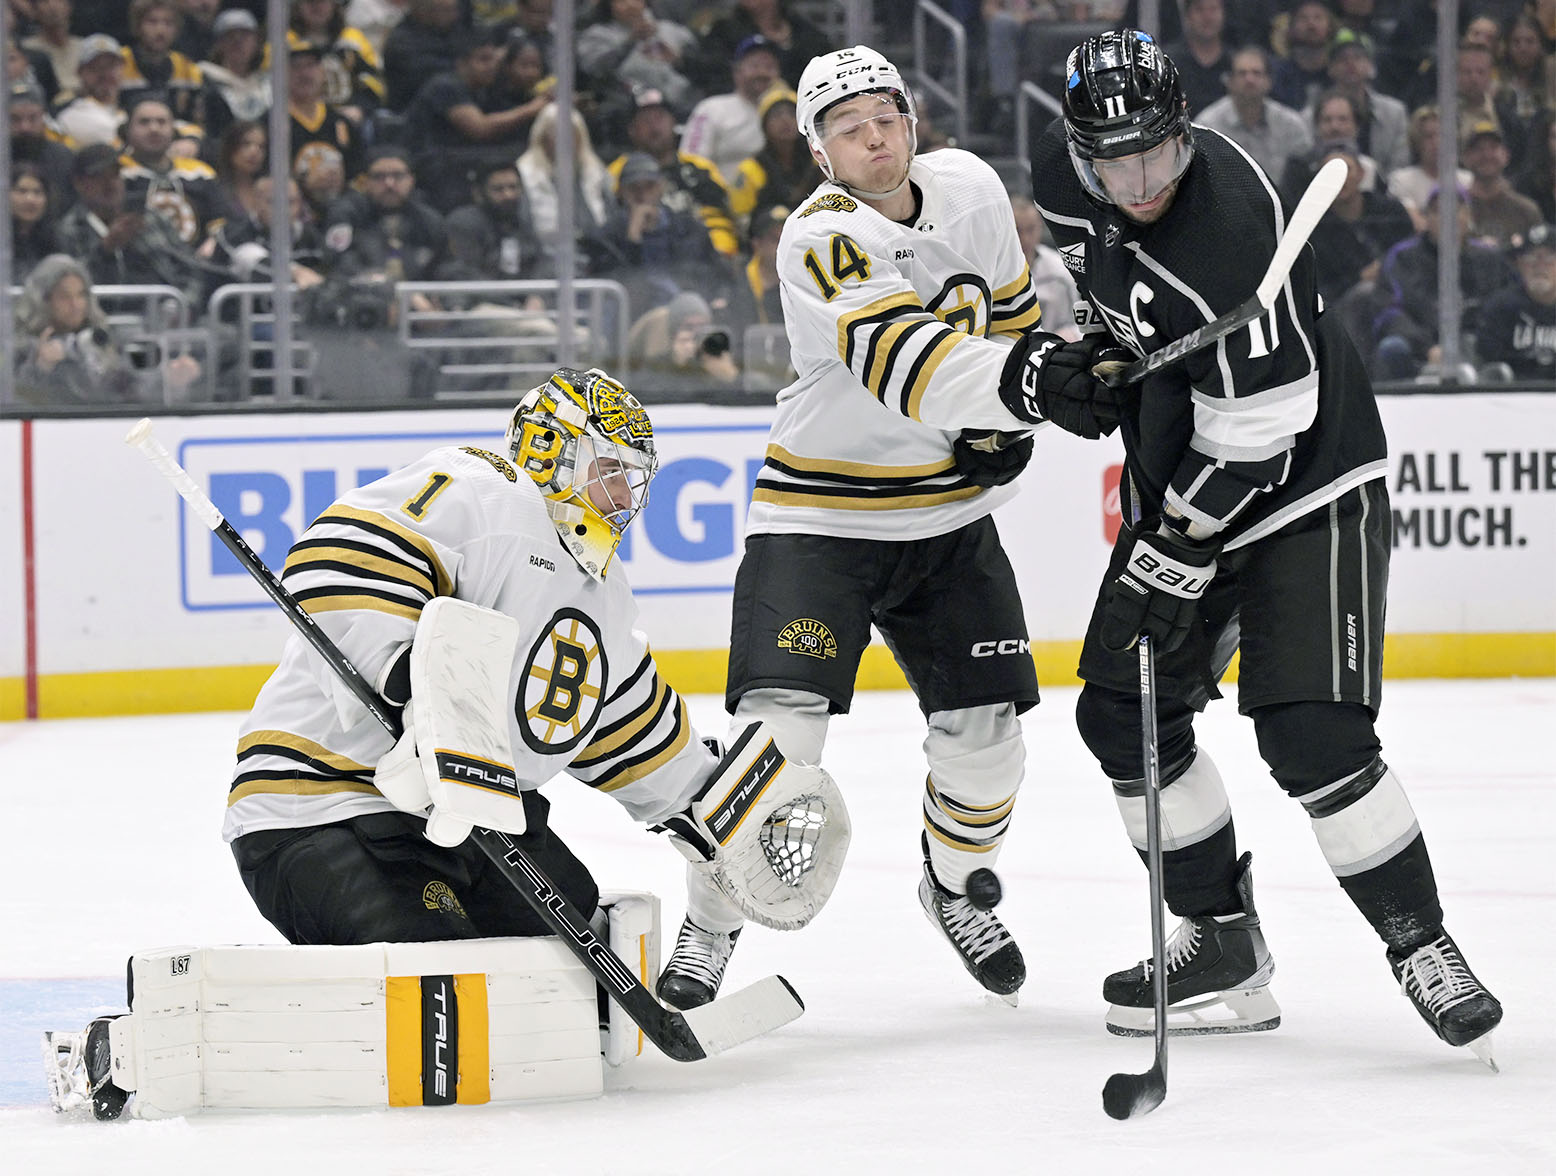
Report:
44,894,659,1118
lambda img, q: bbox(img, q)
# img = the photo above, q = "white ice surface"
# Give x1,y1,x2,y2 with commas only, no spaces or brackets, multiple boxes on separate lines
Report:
2,681,1553,1175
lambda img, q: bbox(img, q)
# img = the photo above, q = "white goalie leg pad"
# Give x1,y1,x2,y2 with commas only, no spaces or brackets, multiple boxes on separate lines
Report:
921,704,1024,892
688,721,851,931
1113,747,1233,853
407,597,526,846
598,891,660,1067
102,935,626,1116
1300,760,1421,878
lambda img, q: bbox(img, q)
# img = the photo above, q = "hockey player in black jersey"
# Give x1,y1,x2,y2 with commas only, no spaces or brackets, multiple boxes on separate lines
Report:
1026,30,1501,1063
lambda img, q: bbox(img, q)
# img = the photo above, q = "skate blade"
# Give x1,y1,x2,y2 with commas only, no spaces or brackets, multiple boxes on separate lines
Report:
1106,985,1282,1037
998,991,1019,1009
1466,1033,1499,1073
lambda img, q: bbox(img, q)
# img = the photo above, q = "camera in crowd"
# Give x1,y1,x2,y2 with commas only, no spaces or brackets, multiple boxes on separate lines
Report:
338,278,396,331
698,328,731,358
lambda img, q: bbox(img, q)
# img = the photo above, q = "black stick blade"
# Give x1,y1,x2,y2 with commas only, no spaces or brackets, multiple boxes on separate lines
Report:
1102,1065,1166,1120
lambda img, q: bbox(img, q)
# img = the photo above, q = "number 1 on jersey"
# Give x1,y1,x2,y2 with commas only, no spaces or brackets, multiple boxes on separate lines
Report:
403,472,452,519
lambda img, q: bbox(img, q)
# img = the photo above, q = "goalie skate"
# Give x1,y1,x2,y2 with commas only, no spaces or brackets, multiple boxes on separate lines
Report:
1389,931,1503,1071
918,836,1025,1003
42,1017,129,1119
657,917,740,1011
1105,852,1281,1037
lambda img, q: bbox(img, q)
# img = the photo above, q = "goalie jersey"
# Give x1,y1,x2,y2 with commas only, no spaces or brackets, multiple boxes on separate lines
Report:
1029,121,1388,549
224,445,715,843
752,148,1042,542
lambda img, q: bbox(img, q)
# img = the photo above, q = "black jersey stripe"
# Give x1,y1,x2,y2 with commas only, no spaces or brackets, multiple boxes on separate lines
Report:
753,474,978,500
602,652,654,708
282,554,438,599
761,457,960,488
900,328,965,420
584,696,690,792
293,585,427,620
572,676,675,769
228,776,383,804
837,291,922,369
750,483,985,511
235,742,377,782
308,506,453,596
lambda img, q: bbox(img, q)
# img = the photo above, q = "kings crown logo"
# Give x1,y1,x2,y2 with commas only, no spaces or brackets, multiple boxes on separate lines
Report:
777,618,837,659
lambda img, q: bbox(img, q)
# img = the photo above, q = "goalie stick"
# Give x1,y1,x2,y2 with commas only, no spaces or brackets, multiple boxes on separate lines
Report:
1102,637,1168,1120
1099,157,1347,388
125,420,803,1063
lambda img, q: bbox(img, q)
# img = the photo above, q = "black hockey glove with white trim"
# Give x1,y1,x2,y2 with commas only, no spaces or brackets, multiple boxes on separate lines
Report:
952,429,1034,488
997,331,1131,439
1100,523,1220,654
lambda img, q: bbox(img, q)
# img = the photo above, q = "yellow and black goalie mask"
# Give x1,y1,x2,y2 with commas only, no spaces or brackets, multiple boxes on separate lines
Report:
505,368,657,580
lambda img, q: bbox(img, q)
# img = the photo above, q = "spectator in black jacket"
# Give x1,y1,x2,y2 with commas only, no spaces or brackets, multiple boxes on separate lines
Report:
586,150,732,317
441,159,550,285
1371,185,1518,380
383,0,463,111
11,160,63,281
9,81,75,207
1477,223,1556,382
1306,139,1414,304
688,0,831,94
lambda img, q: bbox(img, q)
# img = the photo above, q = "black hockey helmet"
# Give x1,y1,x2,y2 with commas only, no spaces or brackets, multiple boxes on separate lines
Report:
1063,29,1194,205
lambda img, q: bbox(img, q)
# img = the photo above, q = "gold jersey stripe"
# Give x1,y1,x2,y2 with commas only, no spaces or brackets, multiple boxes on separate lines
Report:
864,318,920,396
454,973,490,1105
284,545,438,599
236,729,373,772
385,976,421,1107
764,444,956,481
992,267,1033,302
835,290,922,363
312,504,454,597
750,484,984,511
904,329,966,421
227,776,382,805
593,700,691,792
990,302,1042,334
299,594,425,622
577,677,671,763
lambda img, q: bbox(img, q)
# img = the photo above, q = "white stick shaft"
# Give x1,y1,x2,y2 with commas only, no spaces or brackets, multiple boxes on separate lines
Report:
125,418,223,531
1255,156,1348,309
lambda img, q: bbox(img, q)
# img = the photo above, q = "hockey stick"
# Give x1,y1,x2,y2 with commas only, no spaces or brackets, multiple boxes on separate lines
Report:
1102,636,1168,1120
125,420,803,1062
1100,156,1348,388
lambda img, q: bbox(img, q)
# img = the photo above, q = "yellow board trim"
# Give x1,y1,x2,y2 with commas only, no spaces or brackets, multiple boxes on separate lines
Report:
4,633,1552,721
384,976,422,1108
454,973,490,1105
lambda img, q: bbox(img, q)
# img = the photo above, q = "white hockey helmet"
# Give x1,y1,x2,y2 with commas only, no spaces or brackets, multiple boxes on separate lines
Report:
505,367,657,581
796,45,918,181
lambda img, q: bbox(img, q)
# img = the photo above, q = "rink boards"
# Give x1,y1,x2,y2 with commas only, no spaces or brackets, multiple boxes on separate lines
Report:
2,393,1552,719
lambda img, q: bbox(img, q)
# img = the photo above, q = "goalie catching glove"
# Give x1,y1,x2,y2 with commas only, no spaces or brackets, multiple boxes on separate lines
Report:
656,723,851,932
997,330,1131,439
373,597,526,847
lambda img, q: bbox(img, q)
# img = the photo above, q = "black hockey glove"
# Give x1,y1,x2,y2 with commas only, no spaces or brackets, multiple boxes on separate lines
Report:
1100,523,1220,654
997,331,1131,439
952,429,1034,488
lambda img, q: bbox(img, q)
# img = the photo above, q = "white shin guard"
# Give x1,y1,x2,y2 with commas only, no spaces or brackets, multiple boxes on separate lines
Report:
1113,747,1233,854
921,703,1025,893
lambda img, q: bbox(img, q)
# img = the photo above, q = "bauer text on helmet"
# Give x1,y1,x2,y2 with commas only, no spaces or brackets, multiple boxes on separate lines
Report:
1063,30,1194,221
505,368,657,581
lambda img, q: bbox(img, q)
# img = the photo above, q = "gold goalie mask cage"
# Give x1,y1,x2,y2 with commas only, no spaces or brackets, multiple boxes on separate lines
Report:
505,368,658,580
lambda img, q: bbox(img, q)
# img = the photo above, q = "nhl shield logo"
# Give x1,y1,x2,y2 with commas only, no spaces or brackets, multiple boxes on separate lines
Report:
1104,223,1122,248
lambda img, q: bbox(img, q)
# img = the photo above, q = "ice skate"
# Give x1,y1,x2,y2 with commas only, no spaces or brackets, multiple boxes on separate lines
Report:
42,1016,129,1119
1105,852,1281,1037
1389,931,1503,1071
656,916,740,1011
918,836,1025,1004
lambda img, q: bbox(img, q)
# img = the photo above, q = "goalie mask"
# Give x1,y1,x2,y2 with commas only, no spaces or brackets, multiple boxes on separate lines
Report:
1063,29,1194,211
796,45,917,190
505,368,657,580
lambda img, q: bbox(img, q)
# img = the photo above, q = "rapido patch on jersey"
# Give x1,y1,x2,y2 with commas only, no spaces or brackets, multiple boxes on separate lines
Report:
460,446,517,481
777,618,837,659
799,193,859,217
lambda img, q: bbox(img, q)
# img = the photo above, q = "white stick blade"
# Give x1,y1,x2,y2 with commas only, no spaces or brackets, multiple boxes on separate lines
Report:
1255,156,1348,308
676,975,803,1057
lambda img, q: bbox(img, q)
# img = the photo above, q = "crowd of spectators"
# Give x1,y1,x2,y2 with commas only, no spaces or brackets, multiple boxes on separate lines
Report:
5,0,1556,405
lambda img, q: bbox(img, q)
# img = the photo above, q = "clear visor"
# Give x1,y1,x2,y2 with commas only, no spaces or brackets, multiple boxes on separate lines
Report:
1073,135,1192,207
819,94,906,143
572,433,653,530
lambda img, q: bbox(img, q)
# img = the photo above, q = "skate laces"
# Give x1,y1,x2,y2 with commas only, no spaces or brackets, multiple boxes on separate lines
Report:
667,920,736,989
1142,917,1203,979
933,891,1012,964
1397,937,1481,1014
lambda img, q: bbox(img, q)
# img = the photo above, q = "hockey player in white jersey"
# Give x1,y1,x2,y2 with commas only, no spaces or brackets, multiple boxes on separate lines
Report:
656,45,1136,1011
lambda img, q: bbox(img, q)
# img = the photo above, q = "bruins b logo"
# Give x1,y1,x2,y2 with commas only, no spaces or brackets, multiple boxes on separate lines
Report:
518,608,608,753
